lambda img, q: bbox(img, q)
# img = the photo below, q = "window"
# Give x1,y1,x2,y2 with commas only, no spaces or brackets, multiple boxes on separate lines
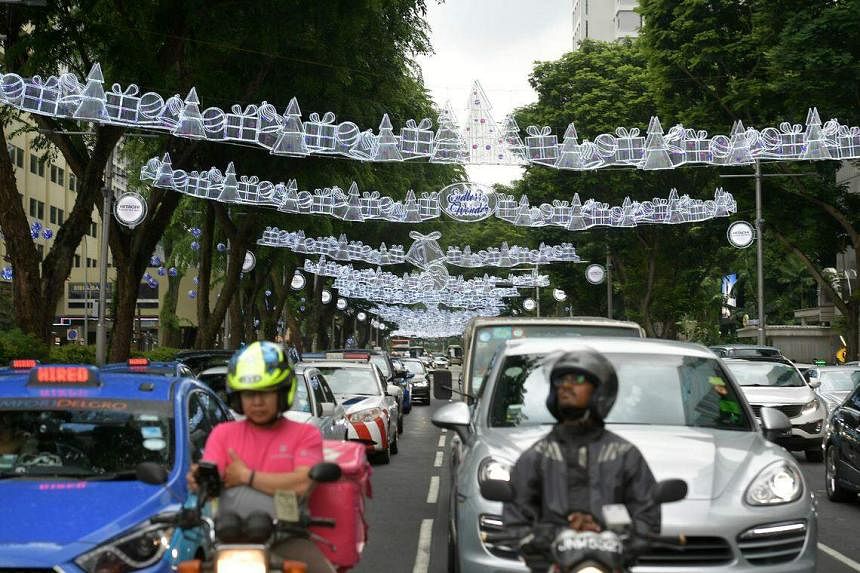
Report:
87,257,97,268
851,387,860,411
7,144,23,168
29,155,45,177
50,206,58,224
89,222,97,238
69,173,77,192
58,209,64,225
74,254,81,268
29,198,45,220
50,165,65,186
188,390,229,459
36,244,44,257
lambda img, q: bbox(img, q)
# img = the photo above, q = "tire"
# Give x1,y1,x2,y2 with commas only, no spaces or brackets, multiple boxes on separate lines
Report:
374,442,391,465
397,415,404,435
447,524,460,573
805,448,824,463
826,445,854,502
391,430,399,455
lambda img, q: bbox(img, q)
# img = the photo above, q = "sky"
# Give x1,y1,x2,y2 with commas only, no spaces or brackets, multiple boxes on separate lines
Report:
415,0,572,186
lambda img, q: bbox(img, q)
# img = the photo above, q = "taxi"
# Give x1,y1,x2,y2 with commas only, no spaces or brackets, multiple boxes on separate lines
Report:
0,360,233,572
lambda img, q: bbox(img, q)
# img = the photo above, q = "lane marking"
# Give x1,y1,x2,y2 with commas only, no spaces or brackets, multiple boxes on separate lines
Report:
437,435,446,447
426,475,440,503
412,518,434,573
434,451,444,467
819,543,860,572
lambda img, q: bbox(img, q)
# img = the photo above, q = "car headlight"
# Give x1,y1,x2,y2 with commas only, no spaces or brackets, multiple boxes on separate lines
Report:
479,457,512,483
348,407,383,423
413,380,428,387
75,522,174,573
745,461,803,506
801,399,820,416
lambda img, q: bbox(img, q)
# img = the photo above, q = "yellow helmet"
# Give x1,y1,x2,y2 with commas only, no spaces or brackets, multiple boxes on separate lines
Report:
226,341,297,414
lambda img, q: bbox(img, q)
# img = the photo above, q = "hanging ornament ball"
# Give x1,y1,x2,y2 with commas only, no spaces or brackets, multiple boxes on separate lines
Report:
480,118,486,124
42,228,53,240
157,266,166,276
168,267,178,277
300,297,306,303
1,266,13,281
150,255,161,267
31,221,42,233
143,273,152,281
240,272,245,279
193,276,199,285
188,290,197,299
265,289,272,297
472,144,478,149
254,319,260,328
216,242,226,253
485,144,491,150
190,227,202,238
336,122,361,147
30,230,39,240
299,305,306,312
191,241,200,251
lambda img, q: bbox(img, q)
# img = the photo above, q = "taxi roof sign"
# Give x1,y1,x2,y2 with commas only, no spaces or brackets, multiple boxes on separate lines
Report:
28,365,101,387
127,358,150,367
11,359,39,369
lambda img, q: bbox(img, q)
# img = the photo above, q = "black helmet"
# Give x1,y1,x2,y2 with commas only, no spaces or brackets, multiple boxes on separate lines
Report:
546,349,618,421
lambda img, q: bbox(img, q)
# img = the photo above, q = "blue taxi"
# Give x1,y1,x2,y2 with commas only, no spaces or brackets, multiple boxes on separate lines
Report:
0,360,232,572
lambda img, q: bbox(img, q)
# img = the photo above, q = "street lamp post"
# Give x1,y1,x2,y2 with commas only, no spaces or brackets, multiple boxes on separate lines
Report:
606,244,613,319
95,166,113,365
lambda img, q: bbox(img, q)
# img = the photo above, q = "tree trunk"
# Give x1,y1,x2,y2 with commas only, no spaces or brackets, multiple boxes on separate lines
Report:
229,290,243,349
109,261,144,360
160,269,183,347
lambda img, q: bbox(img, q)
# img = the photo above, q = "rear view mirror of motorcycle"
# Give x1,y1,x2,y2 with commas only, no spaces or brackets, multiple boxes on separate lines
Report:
309,462,342,483
655,479,688,504
480,478,514,502
602,504,632,531
196,462,222,498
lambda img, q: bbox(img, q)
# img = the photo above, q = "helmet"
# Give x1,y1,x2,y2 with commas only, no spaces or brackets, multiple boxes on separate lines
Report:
226,341,297,415
546,349,618,422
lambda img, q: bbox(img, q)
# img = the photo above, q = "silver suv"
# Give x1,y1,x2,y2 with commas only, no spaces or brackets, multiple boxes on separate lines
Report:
433,338,816,572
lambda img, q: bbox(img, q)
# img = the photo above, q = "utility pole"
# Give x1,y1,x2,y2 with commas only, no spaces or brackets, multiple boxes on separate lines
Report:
606,244,613,319
534,264,540,317
95,150,114,365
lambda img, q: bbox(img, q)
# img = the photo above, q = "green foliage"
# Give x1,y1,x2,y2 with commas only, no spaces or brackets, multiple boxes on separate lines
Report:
49,344,97,365
0,329,49,363
142,347,181,362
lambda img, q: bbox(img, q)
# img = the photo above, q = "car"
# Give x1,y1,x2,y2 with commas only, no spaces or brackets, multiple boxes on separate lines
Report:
807,366,860,414
303,361,400,464
708,344,785,359
432,354,450,369
460,316,646,400
0,361,232,571
391,358,413,414
175,349,234,376
723,358,827,462
288,365,351,440
823,383,860,502
433,337,815,573
101,357,197,378
401,358,431,405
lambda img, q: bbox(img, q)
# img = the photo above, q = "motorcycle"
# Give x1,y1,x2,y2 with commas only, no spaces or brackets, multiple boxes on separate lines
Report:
479,478,688,573
140,460,343,573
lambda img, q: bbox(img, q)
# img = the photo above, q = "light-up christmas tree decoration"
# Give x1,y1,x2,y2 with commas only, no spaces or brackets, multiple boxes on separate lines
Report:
74,63,108,121
801,107,832,160
501,114,527,162
371,114,402,161
174,87,206,139
641,116,674,170
430,103,466,163
271,97,309,157
463,80,503,164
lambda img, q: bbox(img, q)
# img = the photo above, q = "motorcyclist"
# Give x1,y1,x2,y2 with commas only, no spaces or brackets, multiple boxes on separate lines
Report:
187,341,335,573
503,350,660,569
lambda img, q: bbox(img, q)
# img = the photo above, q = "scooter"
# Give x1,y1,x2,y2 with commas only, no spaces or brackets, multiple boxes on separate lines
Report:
142,461,343,573
479,478,688,573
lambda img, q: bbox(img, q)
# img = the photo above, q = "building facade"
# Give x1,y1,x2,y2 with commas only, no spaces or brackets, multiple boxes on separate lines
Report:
572,0,641,49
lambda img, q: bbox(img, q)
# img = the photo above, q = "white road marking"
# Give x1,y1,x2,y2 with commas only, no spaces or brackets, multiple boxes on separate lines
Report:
437,434,447,447
426,475,440,503
434,451,444,467
412,518,434,573
819,543,860,571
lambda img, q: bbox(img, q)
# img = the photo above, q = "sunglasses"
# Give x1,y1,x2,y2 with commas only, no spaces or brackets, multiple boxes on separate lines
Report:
552,373,593,387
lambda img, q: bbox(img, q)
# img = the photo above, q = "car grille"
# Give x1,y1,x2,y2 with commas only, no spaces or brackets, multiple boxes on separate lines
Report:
636,536,733,566
738,520,807,566
750,404,803,419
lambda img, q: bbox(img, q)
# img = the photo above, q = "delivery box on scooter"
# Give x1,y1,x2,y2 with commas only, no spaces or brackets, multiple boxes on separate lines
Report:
309,440,373,570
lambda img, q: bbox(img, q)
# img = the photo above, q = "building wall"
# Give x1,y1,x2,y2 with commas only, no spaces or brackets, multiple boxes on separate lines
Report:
572,0,640,49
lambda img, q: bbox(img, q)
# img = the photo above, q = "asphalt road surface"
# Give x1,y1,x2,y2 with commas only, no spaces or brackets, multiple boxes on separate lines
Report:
353,367,860,572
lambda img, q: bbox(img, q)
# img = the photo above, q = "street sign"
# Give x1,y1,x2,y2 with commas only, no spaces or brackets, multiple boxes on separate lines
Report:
113,192,148,229
727,221,755,249
66,328,79,342
585,264,606,285
242,251,256,273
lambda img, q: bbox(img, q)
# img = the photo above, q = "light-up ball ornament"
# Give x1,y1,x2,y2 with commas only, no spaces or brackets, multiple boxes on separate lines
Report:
188,290,197,299
299,305,306,312
193,276,199,285
42,229,53,240
30,229,39,240
168,267,178,277
191,241,200,251
357,311,367,322
157,267,166,276
150,256,161,266
216,242,226,253
31,221,42,233
290,271,306,290
336,297,347,311
321,289,332,305
265,289,272,297
1,267,12,281
190,227,202,238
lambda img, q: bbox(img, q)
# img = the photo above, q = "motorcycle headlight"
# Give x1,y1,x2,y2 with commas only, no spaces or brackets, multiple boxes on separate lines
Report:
478,456,512,483
413,380,428,387
216,547,267,573
75,522,174,573
745,461,803,506
348,407,383,423
801,398,820,416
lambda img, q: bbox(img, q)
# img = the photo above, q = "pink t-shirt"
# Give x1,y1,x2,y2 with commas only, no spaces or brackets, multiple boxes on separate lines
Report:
202,418,323,476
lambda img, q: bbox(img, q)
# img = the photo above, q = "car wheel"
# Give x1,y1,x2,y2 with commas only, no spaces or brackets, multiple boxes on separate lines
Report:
447,523,460,573
375,441,391,465
391,430,399,455
805,448,823,463
397,414,404,435
826,445,853,502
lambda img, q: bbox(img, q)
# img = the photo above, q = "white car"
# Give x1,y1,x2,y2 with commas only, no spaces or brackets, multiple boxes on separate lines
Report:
432,354,449,369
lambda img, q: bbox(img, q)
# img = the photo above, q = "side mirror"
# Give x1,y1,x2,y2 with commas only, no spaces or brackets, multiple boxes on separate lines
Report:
807,378,821,389
760,407,792,442
406,372,415,379
386,386,398,396
431,401,471,442
309,462,342,483
320,402,336,417
480,478,514,502
654,479,688,504
136,462,169,485
434,369,453,400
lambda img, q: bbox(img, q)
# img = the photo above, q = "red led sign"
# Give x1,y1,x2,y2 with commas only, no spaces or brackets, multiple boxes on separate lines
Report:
127,358,150,367
28,366,100,387
10,359,38,369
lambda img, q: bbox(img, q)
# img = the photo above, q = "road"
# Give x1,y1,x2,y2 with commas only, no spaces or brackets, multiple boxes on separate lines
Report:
353,367,860,573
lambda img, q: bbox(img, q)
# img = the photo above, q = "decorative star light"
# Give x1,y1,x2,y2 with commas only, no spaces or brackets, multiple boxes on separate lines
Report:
1,65,855,169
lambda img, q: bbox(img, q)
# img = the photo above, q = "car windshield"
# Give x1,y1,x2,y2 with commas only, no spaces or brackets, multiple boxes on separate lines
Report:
819,369,860,392
291,375,312,413
470,324,641,393
317,367,380,396
198,371,227,402
369,355,391,378
489,353,750,431
403,361,425,375
0,399,173,478
724,361,805,387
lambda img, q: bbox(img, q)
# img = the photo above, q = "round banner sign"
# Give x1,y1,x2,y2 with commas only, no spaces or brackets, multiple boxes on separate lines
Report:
321,289,332,304
552,288,567,302
727,221,755,249
439,182,496,222
113,192,147,228
242,251,256,273
336,297,348,310
585,264,606,285
290,271,306,290
523,298,537,312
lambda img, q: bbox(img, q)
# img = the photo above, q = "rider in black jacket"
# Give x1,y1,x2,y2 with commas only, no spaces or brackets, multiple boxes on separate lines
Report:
503,349,660,567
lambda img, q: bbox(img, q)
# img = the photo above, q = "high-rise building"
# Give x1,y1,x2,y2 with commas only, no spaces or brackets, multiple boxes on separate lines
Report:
572,0,642,49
